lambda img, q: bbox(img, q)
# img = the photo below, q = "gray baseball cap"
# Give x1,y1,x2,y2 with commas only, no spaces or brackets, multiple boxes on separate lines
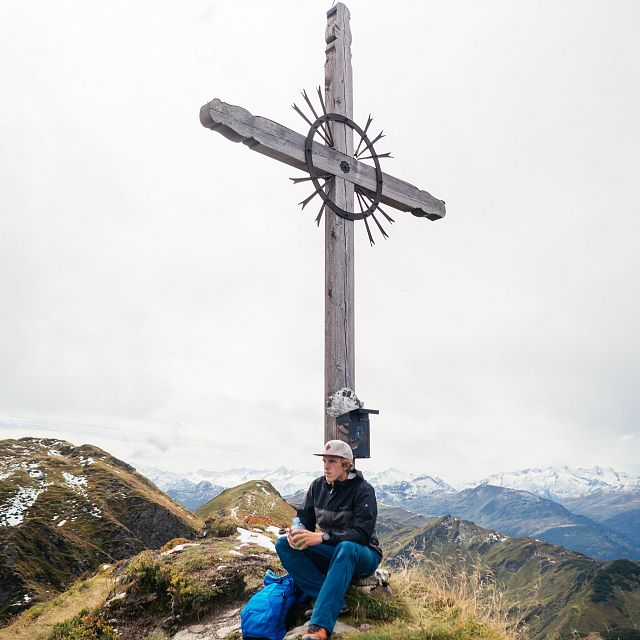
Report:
313,440,353,461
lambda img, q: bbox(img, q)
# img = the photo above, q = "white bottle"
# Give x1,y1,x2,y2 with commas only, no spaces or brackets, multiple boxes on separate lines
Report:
291,516,305,550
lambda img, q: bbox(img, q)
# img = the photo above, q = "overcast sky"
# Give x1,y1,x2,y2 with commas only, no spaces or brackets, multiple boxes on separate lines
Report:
1,1,638,486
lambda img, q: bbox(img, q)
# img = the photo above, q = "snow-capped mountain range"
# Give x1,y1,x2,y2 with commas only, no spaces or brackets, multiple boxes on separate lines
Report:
139,464,640,510
474,466,640,501
139,465,454,501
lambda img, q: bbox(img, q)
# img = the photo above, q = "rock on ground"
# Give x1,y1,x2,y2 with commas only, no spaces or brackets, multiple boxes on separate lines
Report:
170,606,241,639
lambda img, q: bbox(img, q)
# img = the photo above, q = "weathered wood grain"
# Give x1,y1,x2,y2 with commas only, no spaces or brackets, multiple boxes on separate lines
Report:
324,2,354,443
199,99,445,220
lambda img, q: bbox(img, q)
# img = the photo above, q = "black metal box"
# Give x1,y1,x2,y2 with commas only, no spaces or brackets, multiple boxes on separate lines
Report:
336,408,379,459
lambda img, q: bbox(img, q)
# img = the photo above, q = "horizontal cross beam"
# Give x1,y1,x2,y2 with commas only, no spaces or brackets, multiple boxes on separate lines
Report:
200,99,446,221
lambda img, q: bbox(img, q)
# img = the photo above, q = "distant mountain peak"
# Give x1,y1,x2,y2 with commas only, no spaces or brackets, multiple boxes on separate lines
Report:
475,465,640,501
194,479,295,528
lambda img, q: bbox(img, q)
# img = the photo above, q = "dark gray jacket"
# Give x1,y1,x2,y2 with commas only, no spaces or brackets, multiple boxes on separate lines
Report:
297,469,382,558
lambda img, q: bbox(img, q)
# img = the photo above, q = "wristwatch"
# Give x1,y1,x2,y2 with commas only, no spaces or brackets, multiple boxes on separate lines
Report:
321,531,330,542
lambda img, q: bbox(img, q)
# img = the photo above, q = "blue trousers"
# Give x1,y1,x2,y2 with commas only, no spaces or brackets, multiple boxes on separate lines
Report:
275,536,380,633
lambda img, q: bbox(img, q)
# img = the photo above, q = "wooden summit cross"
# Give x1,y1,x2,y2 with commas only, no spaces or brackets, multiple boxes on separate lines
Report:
200,3,445,451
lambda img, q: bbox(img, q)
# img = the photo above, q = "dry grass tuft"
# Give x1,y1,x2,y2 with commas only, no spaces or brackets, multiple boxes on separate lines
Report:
344,557,528,640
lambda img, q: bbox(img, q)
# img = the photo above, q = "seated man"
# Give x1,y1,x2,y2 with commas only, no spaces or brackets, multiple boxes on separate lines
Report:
275,440,382,640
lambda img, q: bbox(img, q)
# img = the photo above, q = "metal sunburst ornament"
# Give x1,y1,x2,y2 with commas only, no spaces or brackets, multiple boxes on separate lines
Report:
290,87,395,245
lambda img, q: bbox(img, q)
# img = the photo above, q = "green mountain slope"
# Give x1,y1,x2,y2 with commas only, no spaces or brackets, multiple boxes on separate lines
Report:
195,479,295,528
417,484,640,560
381,512,640,639
0,437,202,620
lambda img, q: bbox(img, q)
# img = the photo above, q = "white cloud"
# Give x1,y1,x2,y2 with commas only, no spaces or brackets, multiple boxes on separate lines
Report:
1,0,639,484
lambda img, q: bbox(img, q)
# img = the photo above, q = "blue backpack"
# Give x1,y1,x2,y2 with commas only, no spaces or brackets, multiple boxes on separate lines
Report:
241,570,304,640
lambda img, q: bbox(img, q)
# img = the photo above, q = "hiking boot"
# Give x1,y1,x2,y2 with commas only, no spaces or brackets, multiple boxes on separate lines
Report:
302,625,330,639
304,602,349,618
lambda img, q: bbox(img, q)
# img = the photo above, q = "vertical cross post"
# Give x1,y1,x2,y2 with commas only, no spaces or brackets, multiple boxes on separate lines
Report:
324,3,354,443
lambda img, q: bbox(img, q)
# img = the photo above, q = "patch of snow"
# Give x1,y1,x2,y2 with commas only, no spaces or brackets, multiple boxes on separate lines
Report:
368,468,417,485
0,472,13,481
236,527,276,552
483,532,510,543
161,543,200,556
266,525,285,538
229,550,244,557
230,506,239,519
89,505,102,518
0,486,44,526
534,523,578,532
58,519,67,527
62,472,88,498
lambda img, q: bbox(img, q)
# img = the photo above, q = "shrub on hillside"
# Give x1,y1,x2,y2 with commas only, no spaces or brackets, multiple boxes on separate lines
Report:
204,516,237,538
123,551,171,599
119,549,243,622
168,572,220,619
160,537,193,552
48,608,118,640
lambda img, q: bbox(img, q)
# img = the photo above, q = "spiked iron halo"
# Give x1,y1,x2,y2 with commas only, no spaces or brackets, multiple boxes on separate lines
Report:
291,88,395,245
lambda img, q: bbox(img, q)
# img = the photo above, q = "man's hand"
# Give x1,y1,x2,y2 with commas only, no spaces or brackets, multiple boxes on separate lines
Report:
288,529,323,550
